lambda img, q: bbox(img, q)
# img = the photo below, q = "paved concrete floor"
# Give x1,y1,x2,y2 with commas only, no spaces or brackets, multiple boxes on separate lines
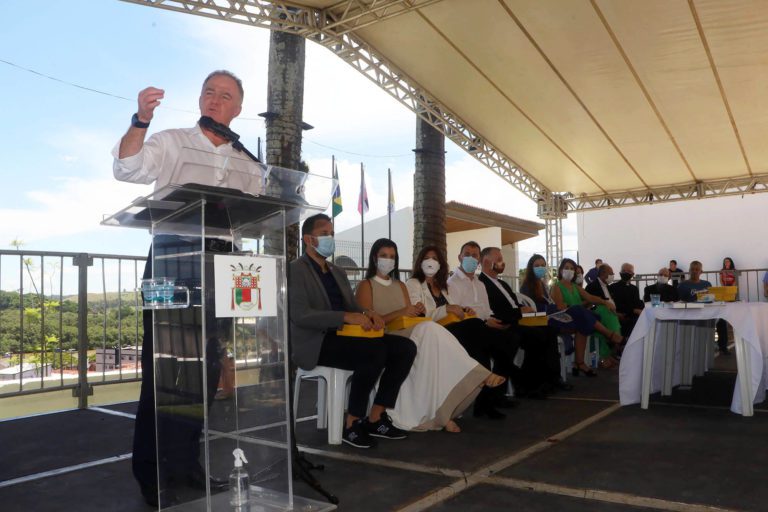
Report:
0,351,765,512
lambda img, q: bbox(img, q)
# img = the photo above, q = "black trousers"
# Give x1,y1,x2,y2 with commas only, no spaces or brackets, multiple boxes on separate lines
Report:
716,319,729,351
445,318,517,377
316,331,416,419
514,325,562,389
133,236,230,491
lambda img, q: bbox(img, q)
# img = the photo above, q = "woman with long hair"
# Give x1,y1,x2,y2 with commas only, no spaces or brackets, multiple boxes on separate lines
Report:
522,255,623,376
356,239,505,432
406,245,518,419
574,265,585,287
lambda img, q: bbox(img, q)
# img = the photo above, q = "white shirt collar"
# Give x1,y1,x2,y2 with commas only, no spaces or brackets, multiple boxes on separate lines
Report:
454,267,474,280
373,275,392,286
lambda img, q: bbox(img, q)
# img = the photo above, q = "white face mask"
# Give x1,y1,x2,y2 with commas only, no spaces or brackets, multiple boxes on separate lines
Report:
377,257,396,276
605,274,615,284
421,258,440,277
561,269,575,281
574,275,584,285
657,275,669,285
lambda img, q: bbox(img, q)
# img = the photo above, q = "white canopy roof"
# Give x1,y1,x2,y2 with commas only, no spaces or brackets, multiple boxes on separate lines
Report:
126,0,768,210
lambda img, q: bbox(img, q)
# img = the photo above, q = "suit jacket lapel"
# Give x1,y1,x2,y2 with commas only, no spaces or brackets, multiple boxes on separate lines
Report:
498,279,521,307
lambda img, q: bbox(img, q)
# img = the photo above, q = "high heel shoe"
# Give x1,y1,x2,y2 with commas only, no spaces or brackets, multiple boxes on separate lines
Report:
572,363,597,377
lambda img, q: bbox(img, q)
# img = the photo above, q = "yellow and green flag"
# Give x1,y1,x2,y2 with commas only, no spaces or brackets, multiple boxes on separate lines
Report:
332,162,343,218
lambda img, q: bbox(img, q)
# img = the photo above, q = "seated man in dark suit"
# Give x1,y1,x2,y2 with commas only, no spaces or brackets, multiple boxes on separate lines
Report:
608,263,644,337
643,267,679,303
478,247,569,397
585,263,614,302
289,214,416,448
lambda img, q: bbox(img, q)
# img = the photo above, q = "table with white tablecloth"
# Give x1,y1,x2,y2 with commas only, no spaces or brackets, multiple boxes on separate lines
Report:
619,302,768,416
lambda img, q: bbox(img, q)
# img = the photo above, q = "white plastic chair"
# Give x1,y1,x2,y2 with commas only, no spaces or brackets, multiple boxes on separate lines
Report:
293,366,353,445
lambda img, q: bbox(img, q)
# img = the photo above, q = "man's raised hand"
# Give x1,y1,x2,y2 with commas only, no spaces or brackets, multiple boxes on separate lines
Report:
137,87,165,123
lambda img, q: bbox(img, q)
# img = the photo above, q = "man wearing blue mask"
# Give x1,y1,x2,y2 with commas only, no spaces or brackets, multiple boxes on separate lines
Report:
289,213,416,449
447,242,524,416
447,241,507,330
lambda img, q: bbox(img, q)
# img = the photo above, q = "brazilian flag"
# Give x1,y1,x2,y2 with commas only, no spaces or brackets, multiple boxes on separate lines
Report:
332,164,343,218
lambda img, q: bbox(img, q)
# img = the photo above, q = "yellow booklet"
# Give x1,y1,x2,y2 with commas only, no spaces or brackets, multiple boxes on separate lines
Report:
437,312,476,326
336,324,384,338
519,312,548,327
386,316,431,331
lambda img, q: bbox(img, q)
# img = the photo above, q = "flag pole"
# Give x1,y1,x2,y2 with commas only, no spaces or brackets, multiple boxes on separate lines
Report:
360,163,365,270
331,155,336,264
387,168,392,240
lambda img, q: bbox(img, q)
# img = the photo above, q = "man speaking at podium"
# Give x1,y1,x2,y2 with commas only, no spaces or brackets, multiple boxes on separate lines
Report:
112,70,246,507
113,69,245,187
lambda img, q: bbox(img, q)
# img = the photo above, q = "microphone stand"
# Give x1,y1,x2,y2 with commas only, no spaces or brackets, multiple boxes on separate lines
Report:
231,140,261,164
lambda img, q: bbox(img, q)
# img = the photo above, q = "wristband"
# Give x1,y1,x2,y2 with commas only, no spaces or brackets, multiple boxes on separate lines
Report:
131,113,151,129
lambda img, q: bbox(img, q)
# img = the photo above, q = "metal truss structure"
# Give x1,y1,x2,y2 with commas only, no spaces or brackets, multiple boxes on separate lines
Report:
565,173,768,211
122,0,768,228
538,194,567,268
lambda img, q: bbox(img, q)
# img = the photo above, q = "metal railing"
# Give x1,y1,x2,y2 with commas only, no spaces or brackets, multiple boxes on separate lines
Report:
0,249,146,405
633,268,768,303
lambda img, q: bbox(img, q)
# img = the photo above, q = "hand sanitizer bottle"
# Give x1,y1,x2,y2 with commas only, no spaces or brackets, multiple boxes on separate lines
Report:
229,448,250,507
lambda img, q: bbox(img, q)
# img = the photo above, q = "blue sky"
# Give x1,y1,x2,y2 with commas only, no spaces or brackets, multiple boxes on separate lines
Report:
0,0,576,267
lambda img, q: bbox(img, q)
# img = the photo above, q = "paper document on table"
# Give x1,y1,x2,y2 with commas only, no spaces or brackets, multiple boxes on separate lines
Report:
671,302,704,309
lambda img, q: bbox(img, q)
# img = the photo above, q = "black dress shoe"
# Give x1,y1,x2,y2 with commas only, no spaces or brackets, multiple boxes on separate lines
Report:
555,381,574,391
187,468,229,492
495,396,520,409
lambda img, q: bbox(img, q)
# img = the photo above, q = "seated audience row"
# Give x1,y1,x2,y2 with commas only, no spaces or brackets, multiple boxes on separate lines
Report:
289,214,578,449
290,215,745,450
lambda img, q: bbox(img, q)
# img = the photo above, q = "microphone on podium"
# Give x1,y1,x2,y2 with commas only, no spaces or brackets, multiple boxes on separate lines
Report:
198,116,260,163
199,115,241,142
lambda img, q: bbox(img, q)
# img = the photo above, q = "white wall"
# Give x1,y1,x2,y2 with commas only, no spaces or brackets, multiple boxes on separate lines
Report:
577,193,768,275
336,207,415,267
337,209,520,271
447,227,498,267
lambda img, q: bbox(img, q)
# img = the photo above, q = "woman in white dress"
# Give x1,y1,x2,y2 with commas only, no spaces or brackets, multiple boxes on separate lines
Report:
355,238,505,433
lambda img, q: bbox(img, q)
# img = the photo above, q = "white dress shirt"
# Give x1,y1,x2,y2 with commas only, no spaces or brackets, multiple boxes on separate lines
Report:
112,124,261,192
599,279,616,306
446,268,493,320
482,272,517,306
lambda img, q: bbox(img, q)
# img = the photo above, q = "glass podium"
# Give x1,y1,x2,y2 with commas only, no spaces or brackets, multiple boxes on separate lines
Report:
103,148,336,511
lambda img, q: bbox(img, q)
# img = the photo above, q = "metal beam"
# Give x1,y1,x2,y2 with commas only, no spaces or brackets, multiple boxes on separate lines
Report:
565,174,768,212
544,217,563,269
120,0,445,36
120,0,551,203
537,194,566,267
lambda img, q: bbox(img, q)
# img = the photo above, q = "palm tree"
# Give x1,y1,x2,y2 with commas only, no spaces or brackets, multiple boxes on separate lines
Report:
413,117,447,263
264,29,306,262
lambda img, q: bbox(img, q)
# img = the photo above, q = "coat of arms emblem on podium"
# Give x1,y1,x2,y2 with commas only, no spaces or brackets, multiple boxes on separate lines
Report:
215,255,276,318
230,263,262,311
